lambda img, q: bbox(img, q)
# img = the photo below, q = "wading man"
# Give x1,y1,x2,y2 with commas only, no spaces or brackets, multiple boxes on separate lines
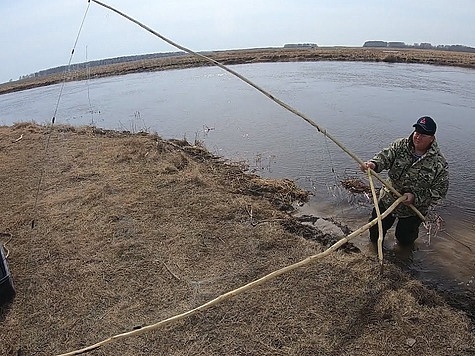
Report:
360,116,449,246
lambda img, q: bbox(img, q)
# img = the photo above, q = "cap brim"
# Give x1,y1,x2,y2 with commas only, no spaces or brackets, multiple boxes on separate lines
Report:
413,124,434,135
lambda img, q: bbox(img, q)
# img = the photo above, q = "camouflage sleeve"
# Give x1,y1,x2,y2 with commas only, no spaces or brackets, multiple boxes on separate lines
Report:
429,160,449,203
414,159,449,209
369,139,404,173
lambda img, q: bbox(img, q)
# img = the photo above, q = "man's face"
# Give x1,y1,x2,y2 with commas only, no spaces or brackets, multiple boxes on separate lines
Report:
413,130,434,152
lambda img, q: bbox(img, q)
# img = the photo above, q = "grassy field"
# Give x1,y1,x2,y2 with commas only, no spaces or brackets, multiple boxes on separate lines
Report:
0,123,474,355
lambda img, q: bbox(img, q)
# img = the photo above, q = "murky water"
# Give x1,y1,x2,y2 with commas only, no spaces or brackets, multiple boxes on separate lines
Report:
1,61,474,299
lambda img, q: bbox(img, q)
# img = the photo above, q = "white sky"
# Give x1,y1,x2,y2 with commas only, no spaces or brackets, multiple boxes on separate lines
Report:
1,0,474,83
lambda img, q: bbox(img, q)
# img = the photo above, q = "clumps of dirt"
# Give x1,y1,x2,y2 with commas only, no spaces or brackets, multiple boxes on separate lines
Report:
402,279,445,307
11,121,45,133
162,138,310,211
383,54,399,63
235,176,310,211
282,215,359,253
341,176,372,194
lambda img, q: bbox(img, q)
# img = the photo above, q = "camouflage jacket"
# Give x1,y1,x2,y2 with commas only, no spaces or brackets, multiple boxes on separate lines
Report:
369,134,449,218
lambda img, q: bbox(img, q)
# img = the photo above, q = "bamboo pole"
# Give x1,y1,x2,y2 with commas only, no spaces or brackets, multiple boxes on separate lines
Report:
57,196,406,356
89,0,425,222
367,170,384,273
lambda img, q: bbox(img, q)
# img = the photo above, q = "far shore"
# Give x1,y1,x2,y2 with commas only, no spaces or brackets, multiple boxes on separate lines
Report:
1,47,474,95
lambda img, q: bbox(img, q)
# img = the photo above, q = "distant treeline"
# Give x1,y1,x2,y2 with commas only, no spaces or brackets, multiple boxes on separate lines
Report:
363,41,475,53
17,42,475,81
19,51,187,80
283,43,318,48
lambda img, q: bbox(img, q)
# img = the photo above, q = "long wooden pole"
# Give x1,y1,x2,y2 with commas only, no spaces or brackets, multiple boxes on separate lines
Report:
89,0,424,221
58,196,406,355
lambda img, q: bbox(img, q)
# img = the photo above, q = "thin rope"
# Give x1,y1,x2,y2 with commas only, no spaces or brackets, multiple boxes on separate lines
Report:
323,134,345,207
85,45,95,125
52,0,91,125
20,2,92,352
30,1,91,228
89,0,424,221
323,134,339,185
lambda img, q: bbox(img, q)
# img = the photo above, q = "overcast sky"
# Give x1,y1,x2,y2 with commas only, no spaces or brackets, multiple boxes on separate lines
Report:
1,0,474,83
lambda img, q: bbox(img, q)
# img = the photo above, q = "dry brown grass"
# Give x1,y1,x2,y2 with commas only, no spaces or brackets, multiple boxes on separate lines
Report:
1,47,474,95
0,123,474,355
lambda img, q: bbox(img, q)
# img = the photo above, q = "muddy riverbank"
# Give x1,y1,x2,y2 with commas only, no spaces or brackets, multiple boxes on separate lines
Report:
1,123,474,355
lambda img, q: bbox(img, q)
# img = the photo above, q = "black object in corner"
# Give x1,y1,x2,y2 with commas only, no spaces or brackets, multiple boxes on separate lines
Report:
0,245,15,305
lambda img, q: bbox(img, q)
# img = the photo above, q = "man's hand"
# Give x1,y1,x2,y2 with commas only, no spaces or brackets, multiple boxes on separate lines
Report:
360,161,375,172
402,192,415,206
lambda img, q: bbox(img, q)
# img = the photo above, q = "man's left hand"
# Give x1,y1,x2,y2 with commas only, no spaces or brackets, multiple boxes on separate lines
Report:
402,192,415,206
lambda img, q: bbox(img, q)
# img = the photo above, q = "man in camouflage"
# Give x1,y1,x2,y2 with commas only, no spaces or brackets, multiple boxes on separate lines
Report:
361,116,449,246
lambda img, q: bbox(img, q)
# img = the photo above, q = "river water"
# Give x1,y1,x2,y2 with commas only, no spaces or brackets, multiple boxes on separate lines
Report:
1,61,474,301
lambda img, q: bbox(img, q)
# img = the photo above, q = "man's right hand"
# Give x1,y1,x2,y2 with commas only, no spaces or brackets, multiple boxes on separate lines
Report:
360,161,375,172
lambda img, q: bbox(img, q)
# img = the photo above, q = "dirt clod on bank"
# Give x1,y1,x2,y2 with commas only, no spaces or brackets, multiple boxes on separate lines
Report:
0,123,474,355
